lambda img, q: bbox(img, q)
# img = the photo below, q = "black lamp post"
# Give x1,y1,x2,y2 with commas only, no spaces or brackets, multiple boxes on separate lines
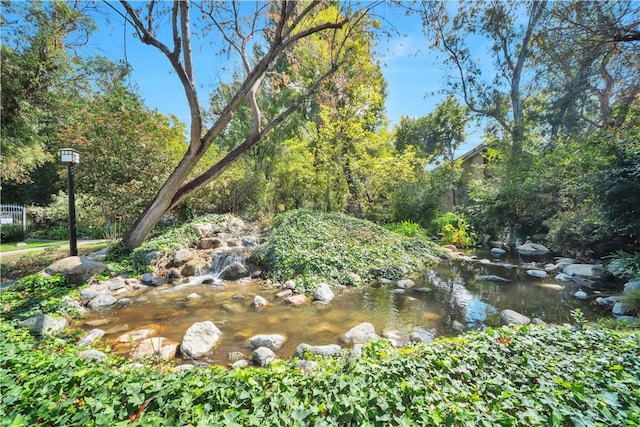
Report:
60,148,80,256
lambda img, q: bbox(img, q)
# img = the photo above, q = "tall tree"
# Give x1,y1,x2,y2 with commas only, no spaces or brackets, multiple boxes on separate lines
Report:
109,1,380,248
421,0,547,155
395,95,469,165
538,1,640,140
0,1,96,183
56,82,186,223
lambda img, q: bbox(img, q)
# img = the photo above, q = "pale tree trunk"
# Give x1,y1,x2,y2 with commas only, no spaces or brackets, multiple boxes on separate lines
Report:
113,1,371,248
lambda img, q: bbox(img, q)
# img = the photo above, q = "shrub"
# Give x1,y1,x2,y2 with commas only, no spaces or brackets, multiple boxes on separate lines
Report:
383,221,430,240
430,212,476,248
608,251,640,281
0,225,26,243
250,209,438,289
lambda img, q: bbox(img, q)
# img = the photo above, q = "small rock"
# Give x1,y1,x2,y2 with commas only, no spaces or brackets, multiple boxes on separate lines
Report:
252,295,268,309
172,248,193,266
87,294,117,311
595,296,622,306
499,309,531,325
283,280,296,290
294,343,342,359
186,293,201,300
490,247,506,256
227,351,247,362
452,320,465,332
219,262,249,281
396,279,416,289
144,250,161,265
252,347,275,367
275,289,293,299
544,263,558,272
516,243,550,255
612,303,631,316
140,273,155,285
527,270,548,278
78,328,105,347
296,360,318,375
574,290,588,300
231,359,249,368
313,283,335,303
77,349,108,362
531,317,546,325
624,281,640,294
342,322,379,345
222,303,244,313
284,294,308,306
117,328,157,343
107,280,126,291
79,288,99,299
181,321,223,359
554,273,574,282
409,328,436,344
477,275,510,283
174,364,196,372
248,334,287,351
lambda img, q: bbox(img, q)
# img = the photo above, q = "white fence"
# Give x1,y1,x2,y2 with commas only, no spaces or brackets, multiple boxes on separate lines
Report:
0,204,27,232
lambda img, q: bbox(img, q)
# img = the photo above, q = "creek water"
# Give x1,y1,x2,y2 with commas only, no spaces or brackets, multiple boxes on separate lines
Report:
81,249,603,365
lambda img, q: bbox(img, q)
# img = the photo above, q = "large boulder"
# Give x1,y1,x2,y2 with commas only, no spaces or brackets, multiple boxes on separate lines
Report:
516,243,550,256
43,256,108,283
563,264,608,280
181,321,222,359
342,322,379,345
499,309,531,325
20,314,67,336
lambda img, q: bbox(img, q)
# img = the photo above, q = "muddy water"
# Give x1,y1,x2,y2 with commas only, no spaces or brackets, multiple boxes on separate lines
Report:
81,249,602,365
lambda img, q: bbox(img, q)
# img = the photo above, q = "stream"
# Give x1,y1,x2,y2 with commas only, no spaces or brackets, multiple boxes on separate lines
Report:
80,249,603,365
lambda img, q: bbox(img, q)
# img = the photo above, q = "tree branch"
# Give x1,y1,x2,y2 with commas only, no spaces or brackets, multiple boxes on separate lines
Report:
168,64,342,209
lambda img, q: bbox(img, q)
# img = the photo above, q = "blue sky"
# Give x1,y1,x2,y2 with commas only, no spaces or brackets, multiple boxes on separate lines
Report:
88,3,478,154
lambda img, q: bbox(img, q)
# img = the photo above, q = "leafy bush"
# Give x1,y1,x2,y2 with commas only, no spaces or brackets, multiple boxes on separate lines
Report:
0,225,26,243
430,212,476,248
607,251,640,281
251,210,439,290
383,221,430,240
390,179,442,229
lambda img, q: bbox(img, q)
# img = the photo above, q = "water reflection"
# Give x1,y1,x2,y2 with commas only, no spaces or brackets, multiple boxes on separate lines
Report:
81,249,602,365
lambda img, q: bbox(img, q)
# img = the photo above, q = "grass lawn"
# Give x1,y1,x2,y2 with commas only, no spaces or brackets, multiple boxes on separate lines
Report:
0,239,66,253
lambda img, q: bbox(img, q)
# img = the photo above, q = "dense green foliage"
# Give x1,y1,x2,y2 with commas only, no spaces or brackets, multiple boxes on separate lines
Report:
251,210,439,290
1,318,638,426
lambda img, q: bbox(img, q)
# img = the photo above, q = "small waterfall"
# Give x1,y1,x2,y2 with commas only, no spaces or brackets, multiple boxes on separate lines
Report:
209,250,249,280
